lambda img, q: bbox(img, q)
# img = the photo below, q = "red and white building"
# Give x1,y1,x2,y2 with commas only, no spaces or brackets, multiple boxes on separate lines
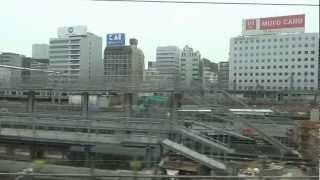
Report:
229,14,319,91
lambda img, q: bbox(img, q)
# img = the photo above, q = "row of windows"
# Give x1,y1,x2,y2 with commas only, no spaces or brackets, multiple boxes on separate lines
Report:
233,57,316,63
234,36,317,44
234,79,315,83
234,71,315,76
234,64,315,70
234,43,316,50
233,50,316,57
236,86,315,90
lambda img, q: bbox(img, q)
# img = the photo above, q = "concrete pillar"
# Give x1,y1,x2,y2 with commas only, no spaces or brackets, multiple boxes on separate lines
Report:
26,91,35,113
51,91,56,104
84,145,95,176
81,92,89,118
313,93,318,104
30,147,44,159
58,92,62,104
144,146,153,168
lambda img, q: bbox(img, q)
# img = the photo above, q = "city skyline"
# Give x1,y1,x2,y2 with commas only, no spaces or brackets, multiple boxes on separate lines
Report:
0,0,319,63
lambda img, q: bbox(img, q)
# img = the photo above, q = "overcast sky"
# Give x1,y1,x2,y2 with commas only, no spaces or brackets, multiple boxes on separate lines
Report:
0,0,319,64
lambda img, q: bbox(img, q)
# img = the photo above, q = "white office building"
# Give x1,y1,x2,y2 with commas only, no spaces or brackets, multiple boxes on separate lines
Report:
32,44,49,59
156,46,180,80
49,26,103,84
229,15,319,91
180,45,202,87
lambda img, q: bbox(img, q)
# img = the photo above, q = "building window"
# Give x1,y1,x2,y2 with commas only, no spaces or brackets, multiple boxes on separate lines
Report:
311,57,315,61
297,65,301,68
311,65,315,68
297,72,301,76
311,50,315,54
298,51,301,54
279,72,283,76
304,44,308,47
297,58,301,62
304,72,308,76
304,65,308,68
304,51,308,54
291,65,295,68
311,79,314,82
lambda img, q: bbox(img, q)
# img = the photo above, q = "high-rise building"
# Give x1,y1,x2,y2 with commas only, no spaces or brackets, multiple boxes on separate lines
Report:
218,61,229,90
156,46,180,80
30,59,50,84
49,26,103,84
180,45,202,87
32,44,49,59
144,61,159,81
104,38,144,83
229,14,319,91
0,52,31,85
202,58,218,89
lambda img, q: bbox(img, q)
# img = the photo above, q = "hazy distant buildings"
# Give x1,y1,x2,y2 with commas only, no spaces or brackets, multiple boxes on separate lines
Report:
156,46,180,80
32,44,49,59
49,26,103,84
180,45,202,87
218,61,229,90
229,14,319,91
144,61,159,81
202,58,218,89
0,52,30,85
104,38,144,83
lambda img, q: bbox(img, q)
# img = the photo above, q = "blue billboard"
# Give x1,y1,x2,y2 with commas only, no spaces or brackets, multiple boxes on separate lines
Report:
106,33,125,47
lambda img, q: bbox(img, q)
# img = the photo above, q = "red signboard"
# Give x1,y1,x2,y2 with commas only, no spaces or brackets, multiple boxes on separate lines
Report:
243,14,305,35
260,14,305,30
246,19,256,30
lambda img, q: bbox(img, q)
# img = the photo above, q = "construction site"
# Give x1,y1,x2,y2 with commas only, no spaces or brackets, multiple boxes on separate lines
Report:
0,73,318,180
